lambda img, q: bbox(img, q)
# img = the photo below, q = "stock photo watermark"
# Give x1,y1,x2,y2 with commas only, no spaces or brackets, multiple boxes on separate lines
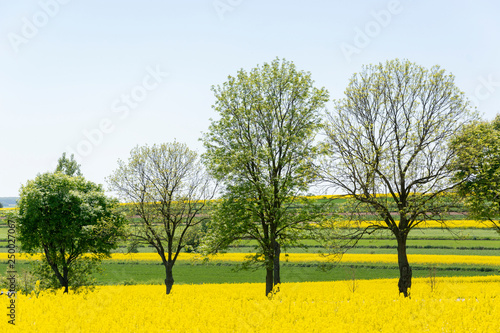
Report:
340,0,403,63
65,65,169,161
6,219,16,326
212,0,244,21
7,0,73,53
469,74,500,109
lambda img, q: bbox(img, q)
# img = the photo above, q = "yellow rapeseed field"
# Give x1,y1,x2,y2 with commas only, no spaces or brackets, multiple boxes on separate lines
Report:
343,219,494,228
2,276,499,332
1,206,494,229
3,252,500,266
113,252,500,266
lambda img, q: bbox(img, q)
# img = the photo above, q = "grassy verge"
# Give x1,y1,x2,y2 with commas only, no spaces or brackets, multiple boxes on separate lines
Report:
6,260,499,286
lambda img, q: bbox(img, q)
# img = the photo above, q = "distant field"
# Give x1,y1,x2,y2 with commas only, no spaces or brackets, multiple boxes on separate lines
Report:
0,197,18,208
6,258,500,286
2,226,498,256
1,223,498,255
1,203,498,287
3,251,499,286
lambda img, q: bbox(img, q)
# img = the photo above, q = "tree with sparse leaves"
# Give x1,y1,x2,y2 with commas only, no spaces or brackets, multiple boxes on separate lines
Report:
107,142,216,294
322,59,476,297
17,172,125,293
202,58,329,296
450,115,500,233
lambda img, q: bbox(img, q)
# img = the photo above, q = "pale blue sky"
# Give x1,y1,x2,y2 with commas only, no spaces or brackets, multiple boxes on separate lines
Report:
1,0,499,197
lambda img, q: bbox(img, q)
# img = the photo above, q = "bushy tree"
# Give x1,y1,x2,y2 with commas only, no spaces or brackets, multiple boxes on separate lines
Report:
202,58,329,296
450,115,500,233
322,59,476,296
17,172,125,293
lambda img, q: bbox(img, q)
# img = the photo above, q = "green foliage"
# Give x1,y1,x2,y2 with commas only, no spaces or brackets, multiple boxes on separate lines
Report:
203,58,328,188
450,115,500,233
0,259,99,295
0,269,39,295
202,195,327,256
30,258,101,292
201,58,330,294
17,172,126,292
183,221,209,253
56,152,82,176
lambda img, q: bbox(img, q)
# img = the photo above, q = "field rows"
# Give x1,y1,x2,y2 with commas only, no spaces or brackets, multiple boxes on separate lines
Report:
334,220,497,228
4,252,500,266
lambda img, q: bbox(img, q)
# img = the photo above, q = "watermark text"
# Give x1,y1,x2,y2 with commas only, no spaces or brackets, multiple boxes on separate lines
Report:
8,0,73,53
340,0,403,63
6,219,16,325
66,65,169,161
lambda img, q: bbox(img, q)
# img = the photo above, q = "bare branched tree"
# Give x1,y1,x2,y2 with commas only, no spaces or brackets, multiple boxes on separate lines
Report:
321,59,477,297
107,142,216,294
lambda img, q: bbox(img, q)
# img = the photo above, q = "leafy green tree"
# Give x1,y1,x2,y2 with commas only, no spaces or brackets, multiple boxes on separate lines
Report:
107,142,216,294
450,115,500,233
202,58,329,296
322,59,476,297
17,172,125,293
56,152,82,176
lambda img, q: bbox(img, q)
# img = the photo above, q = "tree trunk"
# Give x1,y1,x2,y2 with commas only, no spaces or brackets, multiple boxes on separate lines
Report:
265,265,273,297
396,234,412,297
44,246,69,293
61,264,69,293
48,262,68,293
165,262,174,295
273,241,281,288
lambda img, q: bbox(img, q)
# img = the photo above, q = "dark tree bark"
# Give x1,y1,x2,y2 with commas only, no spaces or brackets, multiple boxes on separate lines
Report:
396,232,412,297
44,246,70,293
50,262,69,293
273,241,281,287
159,247,176,295
265,265,273,296
62,266,69,294
165,262,174,295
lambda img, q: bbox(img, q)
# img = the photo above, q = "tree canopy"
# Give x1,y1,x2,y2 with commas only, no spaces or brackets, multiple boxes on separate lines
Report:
107,142,216,294
202,58,329,296
450,115,500,233
322,59,476,296
17,172,125,292
56,152,82,176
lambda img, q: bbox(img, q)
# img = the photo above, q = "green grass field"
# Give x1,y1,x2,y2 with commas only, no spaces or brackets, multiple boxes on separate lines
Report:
8,260,500,286
102,228,500,256
1,212,498,288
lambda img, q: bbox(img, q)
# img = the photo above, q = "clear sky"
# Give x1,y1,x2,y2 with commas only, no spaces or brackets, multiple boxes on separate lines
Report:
1,0,499,197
